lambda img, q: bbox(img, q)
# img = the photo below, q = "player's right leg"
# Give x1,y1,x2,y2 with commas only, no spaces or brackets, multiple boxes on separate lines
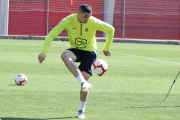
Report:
61,49,93,119
61,50,92,92
61,50,80,78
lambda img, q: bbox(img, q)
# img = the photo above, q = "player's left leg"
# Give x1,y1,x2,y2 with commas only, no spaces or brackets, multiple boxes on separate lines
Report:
78,71,91,119
77,50,96,119
80,71,91,101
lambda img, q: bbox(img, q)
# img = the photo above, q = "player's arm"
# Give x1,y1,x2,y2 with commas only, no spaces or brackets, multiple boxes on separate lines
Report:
41,20,66,56
38,20,66,63
95,19,115,56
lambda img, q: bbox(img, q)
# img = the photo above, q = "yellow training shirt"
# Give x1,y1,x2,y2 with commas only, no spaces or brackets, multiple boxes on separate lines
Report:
41,14,114,56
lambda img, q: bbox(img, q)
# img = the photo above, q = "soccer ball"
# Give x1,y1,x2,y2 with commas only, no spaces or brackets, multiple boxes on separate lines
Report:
91,59,108,76
15,74,27,85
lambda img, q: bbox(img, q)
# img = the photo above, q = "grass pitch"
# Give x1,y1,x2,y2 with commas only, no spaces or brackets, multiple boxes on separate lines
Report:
0,39,180,120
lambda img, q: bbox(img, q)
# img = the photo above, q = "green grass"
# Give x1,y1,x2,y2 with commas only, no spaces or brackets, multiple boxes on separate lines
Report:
0,39,180,120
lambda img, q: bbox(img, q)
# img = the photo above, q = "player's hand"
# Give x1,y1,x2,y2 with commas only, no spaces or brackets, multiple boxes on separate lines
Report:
103,50,111,57
38,54,46,63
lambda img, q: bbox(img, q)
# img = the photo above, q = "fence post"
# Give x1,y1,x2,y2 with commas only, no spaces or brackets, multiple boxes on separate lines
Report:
122,0,125,38
0,0,9,35
103,0,115,37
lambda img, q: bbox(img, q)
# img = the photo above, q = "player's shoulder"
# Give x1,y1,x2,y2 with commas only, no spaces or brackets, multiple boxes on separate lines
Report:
90,16,102,23
63,14,77,22
90,16,108,26
66,13,77,19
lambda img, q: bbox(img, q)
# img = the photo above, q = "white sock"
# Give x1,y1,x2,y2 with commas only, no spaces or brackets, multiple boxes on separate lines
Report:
77,74,86,84
79,100,87,111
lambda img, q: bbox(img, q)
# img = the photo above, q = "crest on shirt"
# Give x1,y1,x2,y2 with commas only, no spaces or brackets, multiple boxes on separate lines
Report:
85,28,89,33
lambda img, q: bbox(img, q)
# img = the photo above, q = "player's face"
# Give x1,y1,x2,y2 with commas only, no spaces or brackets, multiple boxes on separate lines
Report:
78,12,92,23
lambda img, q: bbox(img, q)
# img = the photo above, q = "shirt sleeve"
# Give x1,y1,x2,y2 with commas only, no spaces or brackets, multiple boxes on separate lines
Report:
41,19,67,56
95,18,115,51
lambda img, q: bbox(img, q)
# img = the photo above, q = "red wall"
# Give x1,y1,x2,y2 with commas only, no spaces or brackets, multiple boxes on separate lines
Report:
113,0,123,38
9,0,47,36
116,0,180,40
8,0,180,40
125,15,180,40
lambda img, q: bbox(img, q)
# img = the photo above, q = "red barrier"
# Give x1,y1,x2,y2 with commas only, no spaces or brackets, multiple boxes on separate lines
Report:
8,0,180,40
9,0,47,36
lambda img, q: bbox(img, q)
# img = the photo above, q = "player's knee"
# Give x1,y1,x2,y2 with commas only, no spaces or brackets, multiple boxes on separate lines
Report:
61,50,77,62
61,52,68,61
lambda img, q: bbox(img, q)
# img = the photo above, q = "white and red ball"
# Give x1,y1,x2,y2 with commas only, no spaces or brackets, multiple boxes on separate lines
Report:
91,59,108,76
15,74,27,85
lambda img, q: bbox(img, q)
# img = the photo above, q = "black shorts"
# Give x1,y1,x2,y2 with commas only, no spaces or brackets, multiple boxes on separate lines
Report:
67,48,97,76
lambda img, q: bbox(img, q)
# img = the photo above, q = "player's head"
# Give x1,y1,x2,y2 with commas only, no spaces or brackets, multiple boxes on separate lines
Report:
79,4,92,13
78,4,92,23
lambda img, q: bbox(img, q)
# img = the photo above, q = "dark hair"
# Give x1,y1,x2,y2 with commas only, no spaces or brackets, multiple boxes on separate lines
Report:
79,4,92,13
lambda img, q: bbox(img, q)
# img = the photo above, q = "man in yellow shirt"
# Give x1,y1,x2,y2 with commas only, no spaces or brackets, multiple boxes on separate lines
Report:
38,4,114,119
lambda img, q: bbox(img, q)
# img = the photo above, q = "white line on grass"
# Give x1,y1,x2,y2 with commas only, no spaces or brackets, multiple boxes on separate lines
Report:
53,41,180,65
99,49,180,65
53,41,70,46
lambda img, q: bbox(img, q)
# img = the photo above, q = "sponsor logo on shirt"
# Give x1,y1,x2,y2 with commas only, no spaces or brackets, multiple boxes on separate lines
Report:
75,37,87,49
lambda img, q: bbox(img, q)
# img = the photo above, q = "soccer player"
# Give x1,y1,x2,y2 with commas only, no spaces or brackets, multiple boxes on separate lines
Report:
38,4,114,119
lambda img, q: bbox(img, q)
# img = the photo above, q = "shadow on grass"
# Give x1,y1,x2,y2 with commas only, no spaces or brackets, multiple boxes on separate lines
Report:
0,116,77,120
